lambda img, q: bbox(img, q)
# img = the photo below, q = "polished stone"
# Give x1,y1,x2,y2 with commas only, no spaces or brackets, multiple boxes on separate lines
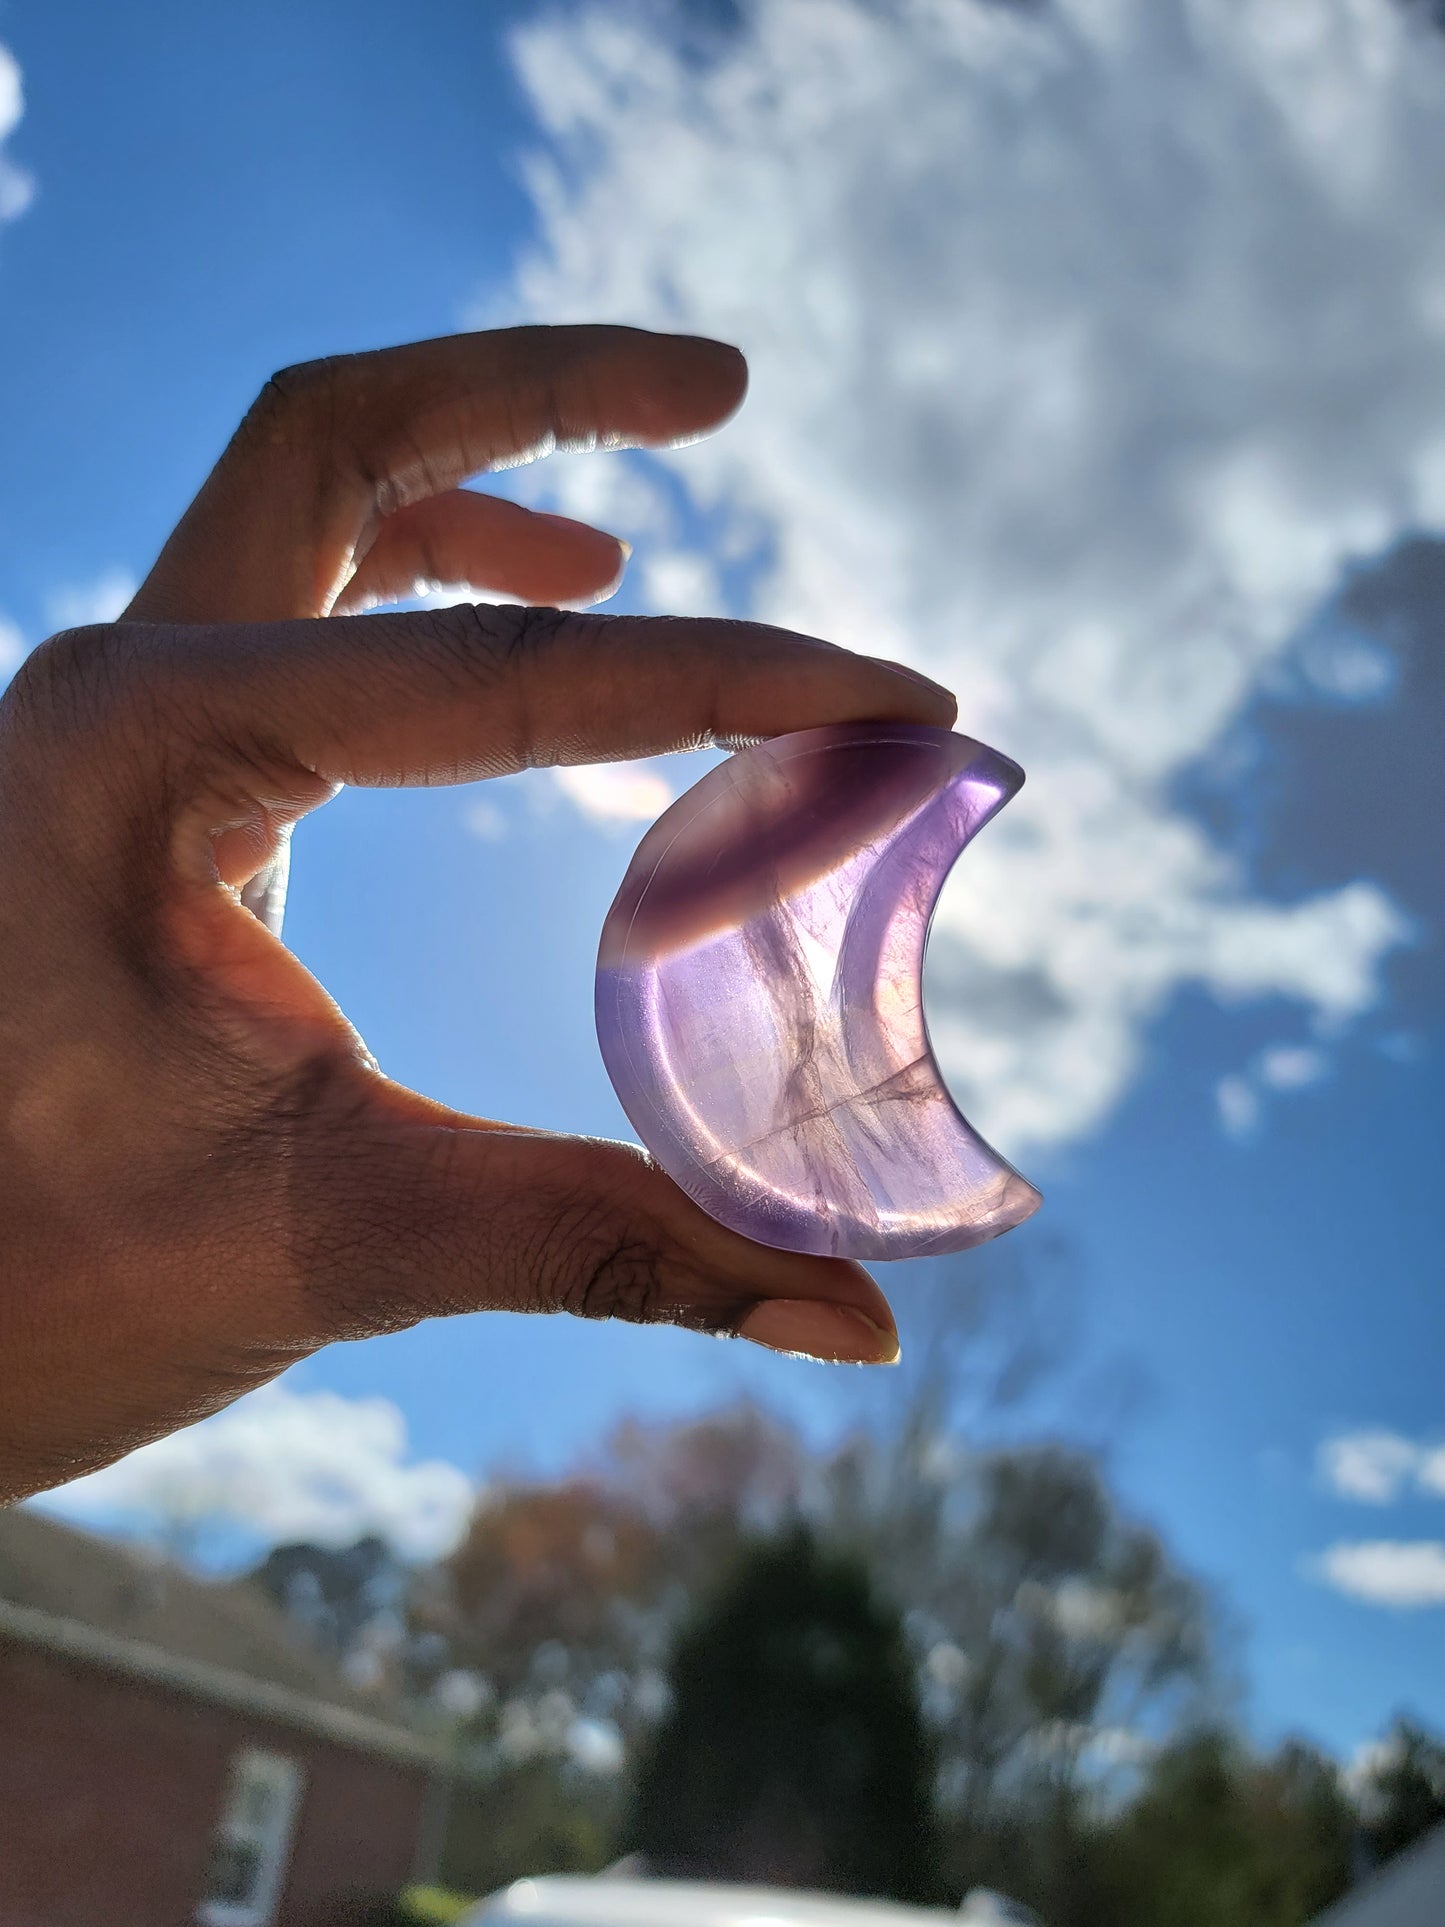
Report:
595,723,1042,1260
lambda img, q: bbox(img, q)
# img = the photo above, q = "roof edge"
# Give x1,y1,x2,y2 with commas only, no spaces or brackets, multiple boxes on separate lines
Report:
0,1595,449,1772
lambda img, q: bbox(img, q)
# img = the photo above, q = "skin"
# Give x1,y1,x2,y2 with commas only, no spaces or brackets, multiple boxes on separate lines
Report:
0,325,957,1505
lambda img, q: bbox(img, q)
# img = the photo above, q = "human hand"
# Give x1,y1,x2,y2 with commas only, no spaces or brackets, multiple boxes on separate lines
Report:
0,326,955,1502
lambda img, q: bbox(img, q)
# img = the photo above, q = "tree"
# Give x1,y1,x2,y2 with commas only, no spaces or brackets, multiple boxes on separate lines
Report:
414,1394,1216,1903
629,1527,942,1902
1357,1717,1445,1870
245,1534,470,1706
438,1758,615,1899
823,1431,1214,1819
439,1479,666,1709
422,1405,811,1766
250,1536,408,1660
1095,1729,1353,1927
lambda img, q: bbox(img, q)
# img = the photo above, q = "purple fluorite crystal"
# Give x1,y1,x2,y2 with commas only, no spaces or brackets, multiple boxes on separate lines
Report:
595,723,1041,1260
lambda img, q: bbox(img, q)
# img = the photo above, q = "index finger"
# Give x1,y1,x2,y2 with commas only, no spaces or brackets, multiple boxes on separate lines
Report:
147,603,960,790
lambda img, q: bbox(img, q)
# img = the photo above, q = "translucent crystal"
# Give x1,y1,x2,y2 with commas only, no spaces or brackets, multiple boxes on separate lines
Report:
596,723,1041,1260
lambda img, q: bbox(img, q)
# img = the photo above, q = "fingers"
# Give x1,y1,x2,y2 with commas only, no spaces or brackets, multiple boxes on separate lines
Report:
286,1077,900,1364
8,606,955,1037
126,327,747,624
332,492,630,614
137,602,958,793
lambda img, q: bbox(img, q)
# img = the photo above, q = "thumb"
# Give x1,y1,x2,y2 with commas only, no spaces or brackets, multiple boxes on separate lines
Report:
288,1071,901,1366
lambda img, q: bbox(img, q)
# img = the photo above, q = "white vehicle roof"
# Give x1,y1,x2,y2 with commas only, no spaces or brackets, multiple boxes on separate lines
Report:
463,1876,1040,1927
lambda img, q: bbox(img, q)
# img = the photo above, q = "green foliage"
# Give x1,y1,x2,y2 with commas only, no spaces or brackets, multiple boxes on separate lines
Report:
250,1390,1444,1921
628,1525,942,1903
1359,1717,1445,1869
938,1728,1357,1927
944,1785,1101,1927
825,1428,1215,1814
440,1759,616,1897
301,1897,438,1927
400,1888,478,1924
1091,1729,1353,1927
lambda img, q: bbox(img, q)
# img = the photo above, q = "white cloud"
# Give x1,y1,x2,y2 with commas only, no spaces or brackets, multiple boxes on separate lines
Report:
1417,1447,1445,1497
498,0,1433,1154
1313,1539,1445,1608
1218,1037,1334,1137
553,761,674,825
465,761,672,835
35,1383,477,1561
0,45,35,224
1319,1430,1422,1504
44,569,138,631
638,551,721,616
465,796,509,841
1258,1044,1328,1092
1,572,139,689
1217,1073,1261,1140
0,612,24,682
1344,1730,1413,1807
1298,628,1397,703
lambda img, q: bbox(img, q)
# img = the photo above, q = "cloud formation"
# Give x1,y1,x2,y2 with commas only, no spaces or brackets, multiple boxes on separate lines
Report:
0,613,23,681
45,569,138,631
553,761,675,826
1311,1431,1445,1603
1319,1429,1445,1504
459,761,677,836
1217,1039,1331,1137
1,574,140,688
498,0,1439,1153
1314,1539,1445,1609
0,44,34,224
0,42,33,681
35,1383,477,1562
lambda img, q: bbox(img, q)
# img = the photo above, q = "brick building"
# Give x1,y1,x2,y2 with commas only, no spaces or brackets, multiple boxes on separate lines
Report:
0,1507,450,1927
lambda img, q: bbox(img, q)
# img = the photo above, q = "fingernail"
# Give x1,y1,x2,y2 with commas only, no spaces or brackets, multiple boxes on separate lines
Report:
876,658,955,705
738,1299,901,1366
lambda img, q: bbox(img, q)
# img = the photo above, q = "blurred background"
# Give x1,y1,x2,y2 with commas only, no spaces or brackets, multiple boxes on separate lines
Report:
1,1,1442,1922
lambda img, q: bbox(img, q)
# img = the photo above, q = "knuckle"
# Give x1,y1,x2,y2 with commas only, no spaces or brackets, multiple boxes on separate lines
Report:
285,1078,441,1339
0,623,181,878
2,623,151,747
561,1224,668,1326
244,354,386,525
241,358,362,485
252,354,350,421
243,354,424,522
521,1159,668,1325
463,600,571,665
413,603,575,769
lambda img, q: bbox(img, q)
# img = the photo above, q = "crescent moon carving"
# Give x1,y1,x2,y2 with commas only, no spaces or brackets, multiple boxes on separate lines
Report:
595,723,1042,1260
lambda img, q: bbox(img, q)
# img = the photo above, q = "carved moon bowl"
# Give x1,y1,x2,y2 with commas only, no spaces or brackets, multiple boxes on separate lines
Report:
595,723,1041,1260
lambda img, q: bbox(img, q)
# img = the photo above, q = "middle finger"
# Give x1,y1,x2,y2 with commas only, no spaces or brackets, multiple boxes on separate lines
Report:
126,326,748,624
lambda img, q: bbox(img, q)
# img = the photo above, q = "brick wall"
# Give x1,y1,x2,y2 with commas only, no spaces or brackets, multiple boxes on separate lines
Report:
0,1640,433,1927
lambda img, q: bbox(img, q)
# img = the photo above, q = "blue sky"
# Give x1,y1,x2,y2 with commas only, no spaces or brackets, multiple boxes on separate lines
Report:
3,0,1443,1764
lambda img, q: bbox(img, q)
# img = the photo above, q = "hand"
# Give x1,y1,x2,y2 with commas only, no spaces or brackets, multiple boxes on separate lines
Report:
0,326,955,1503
